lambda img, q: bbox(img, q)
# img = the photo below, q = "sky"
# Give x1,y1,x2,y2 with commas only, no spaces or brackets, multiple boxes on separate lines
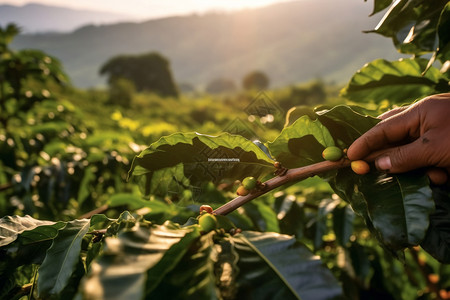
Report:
0,0,296,19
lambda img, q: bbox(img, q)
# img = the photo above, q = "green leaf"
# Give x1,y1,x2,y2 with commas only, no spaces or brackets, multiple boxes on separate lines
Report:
108,193,195,224
315,105,380,147
437,3,450,62
81,221,201,299
77,165,96,206
369,0,393,16
331,169,434,252
37,219,90,298
420,185,450,263
108,193,152,210
129,132,275,196
333,205,355,247
340,58,449,104
244,200,280,233
268,115,334,168
0,218,66,299
233,231,343,300
368,0,449,54
147,231,219,299
274,194,305,238
314,198,340,250
0,215,56,247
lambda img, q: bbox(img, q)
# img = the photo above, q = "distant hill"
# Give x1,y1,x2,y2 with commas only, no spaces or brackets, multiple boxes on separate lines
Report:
0,3,134,33
9,0,402,89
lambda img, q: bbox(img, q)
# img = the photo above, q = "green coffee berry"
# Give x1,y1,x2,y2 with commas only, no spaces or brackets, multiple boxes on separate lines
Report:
322,146,343,161
242,176,257,190
198,213,217,232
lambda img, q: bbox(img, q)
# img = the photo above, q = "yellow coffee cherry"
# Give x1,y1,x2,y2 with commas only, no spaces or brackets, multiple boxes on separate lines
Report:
351,160,370,175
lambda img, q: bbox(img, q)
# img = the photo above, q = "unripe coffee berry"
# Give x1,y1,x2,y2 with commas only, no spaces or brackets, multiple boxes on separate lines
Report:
351,160,370,175
322,146,343,161
236,185,250,196
198,213,217,232
242,176,257,190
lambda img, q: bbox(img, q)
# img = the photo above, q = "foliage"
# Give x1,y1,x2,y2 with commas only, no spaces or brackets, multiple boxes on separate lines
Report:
1,1,450,299
99,52,178,97
342,0,450,104
107,78,135,108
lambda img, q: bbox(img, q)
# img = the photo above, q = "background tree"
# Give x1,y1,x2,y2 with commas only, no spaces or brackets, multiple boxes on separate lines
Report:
99,52,178,97
242,70,269,90
205,77,237,94
108,77,135,108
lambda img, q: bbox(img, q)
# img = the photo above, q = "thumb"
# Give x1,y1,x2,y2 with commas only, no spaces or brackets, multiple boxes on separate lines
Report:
374,137,432,173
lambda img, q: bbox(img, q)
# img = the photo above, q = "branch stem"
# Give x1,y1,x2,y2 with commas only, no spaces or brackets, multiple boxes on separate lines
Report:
213,158,351,215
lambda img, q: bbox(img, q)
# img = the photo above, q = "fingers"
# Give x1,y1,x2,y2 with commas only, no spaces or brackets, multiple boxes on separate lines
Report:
373,131,439,173
426,168,448,185
378,105,409,120
347,106,420,161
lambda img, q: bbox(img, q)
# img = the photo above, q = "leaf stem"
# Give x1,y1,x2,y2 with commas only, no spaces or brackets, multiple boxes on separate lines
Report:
213,158,351,215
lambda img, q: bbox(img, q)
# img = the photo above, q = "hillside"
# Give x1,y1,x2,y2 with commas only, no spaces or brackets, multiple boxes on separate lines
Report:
10,0,402,89
0,3,133,33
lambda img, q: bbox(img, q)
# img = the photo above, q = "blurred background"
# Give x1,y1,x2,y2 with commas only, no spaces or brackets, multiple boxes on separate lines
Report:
2,2,450,299
0,0,403,220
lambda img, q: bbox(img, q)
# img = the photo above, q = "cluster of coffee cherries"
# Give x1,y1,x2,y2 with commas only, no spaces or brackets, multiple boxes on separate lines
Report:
197,205,242,235
322,146,370,175
236,176,259,196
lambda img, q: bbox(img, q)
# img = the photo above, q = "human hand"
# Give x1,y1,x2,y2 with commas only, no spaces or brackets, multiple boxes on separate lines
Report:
347,93,450,185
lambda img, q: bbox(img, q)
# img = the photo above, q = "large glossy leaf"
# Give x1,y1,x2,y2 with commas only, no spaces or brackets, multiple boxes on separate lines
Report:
0,217,66,299
0,215,55,247
437,3,450,62
233,231,343,300
274,193,306,238
129,132,275,196
367,0,449,54
268,115,334,168
331,168,434,252
333,204,355,247
315,105,380,147
340,58,449,104
147,231,219,299
37,218,91,298
420,185,450,263
81,221,201,300
243,200,280,233
314,198,340,250
368,0,393,16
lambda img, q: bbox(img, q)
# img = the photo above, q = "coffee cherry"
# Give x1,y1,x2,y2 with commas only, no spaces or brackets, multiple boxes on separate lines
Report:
198,213,217,232
242,176,257,190
236,185,250,196
322,146,343,161
351,160,370,175
199,205,213,214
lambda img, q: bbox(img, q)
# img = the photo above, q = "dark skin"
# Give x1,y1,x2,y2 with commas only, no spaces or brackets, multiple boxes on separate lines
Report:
347,93,450,185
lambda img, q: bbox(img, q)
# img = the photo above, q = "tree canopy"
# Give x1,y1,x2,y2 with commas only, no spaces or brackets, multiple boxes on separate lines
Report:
99,52,178,97
242,70,269,90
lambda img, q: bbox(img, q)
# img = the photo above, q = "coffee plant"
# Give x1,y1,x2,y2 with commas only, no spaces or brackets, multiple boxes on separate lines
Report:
1,1,450,299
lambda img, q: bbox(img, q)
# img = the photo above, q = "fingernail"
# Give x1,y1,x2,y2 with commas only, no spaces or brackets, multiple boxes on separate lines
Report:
376,156,391,171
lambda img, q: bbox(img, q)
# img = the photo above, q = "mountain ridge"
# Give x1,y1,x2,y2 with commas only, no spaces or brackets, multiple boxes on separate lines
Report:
0,2,134,33
8,1,401,89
